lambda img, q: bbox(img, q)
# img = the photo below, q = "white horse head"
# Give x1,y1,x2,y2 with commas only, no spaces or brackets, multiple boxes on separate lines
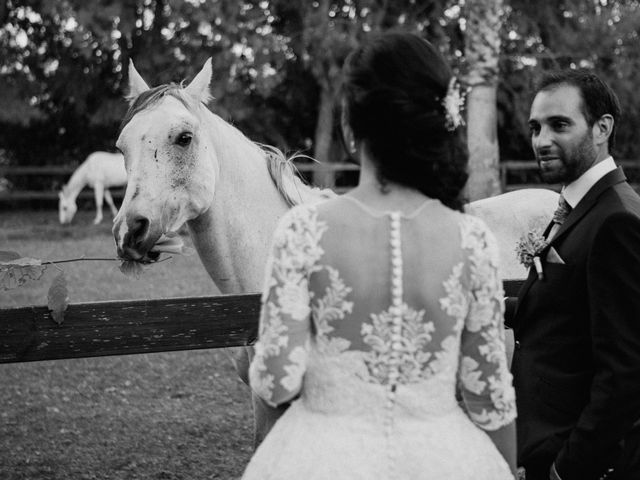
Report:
113,59,220,260
113,58,330,282
58,186,78,224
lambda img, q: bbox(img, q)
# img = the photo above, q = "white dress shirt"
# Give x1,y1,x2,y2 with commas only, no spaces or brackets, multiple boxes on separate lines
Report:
562,156,617,208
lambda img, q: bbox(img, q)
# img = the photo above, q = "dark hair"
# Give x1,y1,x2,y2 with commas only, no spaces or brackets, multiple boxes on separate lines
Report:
341,32,468,211
537,69,621,151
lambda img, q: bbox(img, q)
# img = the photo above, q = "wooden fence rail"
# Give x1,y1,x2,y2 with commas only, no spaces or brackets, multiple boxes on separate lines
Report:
0,293,260,364
499,159,640,192
0,280,524,364
3,160,639,201
0,163,361,176
0,162,361,201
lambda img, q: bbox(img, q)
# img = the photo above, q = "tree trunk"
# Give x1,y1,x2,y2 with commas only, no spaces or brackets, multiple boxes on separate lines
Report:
466,85,501,199
313,85,336,188
464,0,503,201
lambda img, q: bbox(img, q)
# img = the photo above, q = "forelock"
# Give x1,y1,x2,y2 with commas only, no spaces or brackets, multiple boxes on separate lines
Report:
118,84,195,136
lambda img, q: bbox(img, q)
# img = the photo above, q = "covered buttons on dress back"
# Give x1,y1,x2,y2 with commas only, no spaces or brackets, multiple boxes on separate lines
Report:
385,212,404,472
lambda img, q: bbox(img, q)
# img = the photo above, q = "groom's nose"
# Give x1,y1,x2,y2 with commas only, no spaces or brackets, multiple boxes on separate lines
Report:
534,126,553,150
536,144,553,158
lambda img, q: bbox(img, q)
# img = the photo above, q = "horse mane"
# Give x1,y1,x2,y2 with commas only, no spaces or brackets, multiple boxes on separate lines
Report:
261,145,335,207
122,82,335,207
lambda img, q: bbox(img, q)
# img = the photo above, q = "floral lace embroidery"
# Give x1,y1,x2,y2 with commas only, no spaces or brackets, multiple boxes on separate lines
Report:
457,215,516,430
281,342,310,392
251,306,290,401
461,216,504,332
251,207,516,431
313,266,354,355
428,334,459,378
440,262,468,328
260,207,328,303
251,206,327,405
252,206,354,404
459,357,485,394
362,304,435,385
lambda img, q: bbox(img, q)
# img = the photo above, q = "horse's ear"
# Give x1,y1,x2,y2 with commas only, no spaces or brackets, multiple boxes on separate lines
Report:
126,59,150,104
184,58,213,104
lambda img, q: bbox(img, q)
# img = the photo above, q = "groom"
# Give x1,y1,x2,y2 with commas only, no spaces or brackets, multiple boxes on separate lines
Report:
508,70,640,480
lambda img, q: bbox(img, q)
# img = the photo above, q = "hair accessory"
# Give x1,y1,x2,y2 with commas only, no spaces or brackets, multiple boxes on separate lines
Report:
442,77,466,132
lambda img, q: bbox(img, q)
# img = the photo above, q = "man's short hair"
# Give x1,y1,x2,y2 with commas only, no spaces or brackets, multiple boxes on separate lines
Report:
536,69,621,151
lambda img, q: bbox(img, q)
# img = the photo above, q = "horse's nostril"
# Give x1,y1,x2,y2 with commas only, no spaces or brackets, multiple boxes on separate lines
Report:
129,215,150,246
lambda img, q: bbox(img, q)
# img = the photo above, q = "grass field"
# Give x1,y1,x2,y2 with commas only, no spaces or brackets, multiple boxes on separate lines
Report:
0,209,254,479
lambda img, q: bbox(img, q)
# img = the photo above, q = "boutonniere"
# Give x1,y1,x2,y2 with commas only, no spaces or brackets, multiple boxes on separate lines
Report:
515,229,548,280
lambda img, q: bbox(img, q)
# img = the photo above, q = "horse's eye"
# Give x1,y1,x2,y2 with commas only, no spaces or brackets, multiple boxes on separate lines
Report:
176,132,193,147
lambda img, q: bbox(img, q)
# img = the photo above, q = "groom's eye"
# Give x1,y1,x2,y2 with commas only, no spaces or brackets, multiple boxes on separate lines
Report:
552,121,569,131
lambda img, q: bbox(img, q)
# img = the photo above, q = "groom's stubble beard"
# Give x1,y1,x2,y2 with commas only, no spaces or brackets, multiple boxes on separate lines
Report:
537,129,598,185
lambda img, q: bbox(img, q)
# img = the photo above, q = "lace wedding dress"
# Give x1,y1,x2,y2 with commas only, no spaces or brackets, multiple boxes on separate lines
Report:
242,196,516,480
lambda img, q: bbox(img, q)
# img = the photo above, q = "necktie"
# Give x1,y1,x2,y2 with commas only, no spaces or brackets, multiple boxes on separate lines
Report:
548,194,572,240
552,194,572,225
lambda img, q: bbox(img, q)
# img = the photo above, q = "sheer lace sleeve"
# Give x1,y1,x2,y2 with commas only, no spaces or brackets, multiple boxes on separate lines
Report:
457,216,517,431
249,205,327,407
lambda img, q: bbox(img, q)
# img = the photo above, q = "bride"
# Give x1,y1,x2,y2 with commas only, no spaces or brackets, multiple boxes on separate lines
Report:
242,32,517,479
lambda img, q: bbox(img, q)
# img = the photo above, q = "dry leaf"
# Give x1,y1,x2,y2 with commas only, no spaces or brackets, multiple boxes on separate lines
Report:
119,260,145,279
0,257,47,290
149,233,194,256
47,272,69,324
117,233,193,278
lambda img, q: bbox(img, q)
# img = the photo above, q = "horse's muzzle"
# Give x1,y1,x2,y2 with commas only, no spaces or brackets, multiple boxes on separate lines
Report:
113,213,161,261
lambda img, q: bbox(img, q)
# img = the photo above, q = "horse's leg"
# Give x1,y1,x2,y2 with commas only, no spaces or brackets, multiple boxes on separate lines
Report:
251,391,288,447
227,346,288,448
103,188,118,217
227,346,250,384
93,183,104,224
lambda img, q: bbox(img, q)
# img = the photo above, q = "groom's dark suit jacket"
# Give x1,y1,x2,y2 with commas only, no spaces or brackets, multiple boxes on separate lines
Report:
507,168,640,480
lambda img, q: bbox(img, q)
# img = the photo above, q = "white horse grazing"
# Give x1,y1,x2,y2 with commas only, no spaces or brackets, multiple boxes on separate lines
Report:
58,151,127,225
113,58,558,447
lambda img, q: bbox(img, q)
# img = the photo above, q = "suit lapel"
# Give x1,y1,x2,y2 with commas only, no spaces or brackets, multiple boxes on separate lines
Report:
515,168,627,319
548,167,626,246
515,219,555,309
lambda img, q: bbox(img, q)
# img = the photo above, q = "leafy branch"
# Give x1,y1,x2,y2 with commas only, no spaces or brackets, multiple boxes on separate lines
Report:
0,233,193,324
44,256,120,264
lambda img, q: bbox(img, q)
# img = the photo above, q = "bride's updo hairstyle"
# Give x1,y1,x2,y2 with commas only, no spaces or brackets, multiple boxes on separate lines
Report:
341,32,468,211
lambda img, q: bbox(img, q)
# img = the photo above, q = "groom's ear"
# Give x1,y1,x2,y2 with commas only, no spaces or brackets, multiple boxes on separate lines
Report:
592,114,614,147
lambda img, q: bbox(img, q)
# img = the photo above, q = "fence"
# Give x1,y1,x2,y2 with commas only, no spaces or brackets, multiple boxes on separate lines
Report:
499,159,640,192
3,160,640,202
0,163,361,202
0,281,524,364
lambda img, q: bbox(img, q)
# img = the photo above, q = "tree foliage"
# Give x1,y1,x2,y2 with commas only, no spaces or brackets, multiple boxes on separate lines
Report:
499,0,640,160
0,0,294,166
2,0,640,189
